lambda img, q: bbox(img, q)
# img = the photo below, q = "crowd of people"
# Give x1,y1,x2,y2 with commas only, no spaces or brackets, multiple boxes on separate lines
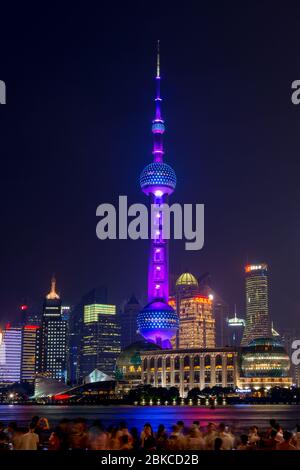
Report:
0,417,299,451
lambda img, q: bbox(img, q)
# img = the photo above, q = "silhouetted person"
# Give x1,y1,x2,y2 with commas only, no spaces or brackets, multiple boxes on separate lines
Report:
214,437,223,450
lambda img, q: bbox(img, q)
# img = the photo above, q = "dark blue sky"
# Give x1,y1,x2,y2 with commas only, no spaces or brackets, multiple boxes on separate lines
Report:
0,2,300,332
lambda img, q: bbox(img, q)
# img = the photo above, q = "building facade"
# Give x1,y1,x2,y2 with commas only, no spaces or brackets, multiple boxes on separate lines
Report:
70,287,108,384
120,294,142,350
21,325,40,383
80,303,121,377
0,327,22,383
39,277,67,382
171,295,215,349
141,348,239,397
239,338,292,389
241,264,272,346
115,341,160,392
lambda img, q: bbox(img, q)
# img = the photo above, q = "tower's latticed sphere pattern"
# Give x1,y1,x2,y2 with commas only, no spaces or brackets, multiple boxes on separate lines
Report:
140,162,176,195
137,300,179,347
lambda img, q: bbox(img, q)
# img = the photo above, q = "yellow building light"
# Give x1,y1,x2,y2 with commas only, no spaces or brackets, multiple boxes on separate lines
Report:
84,303,116,323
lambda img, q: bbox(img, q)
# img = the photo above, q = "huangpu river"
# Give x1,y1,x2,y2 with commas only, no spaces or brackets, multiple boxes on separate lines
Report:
1,404,300,432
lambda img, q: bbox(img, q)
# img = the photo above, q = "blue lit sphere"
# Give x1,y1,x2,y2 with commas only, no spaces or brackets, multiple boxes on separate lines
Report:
241,338,290,378
152,121,165,134
140,162,176,195
137,300,179,346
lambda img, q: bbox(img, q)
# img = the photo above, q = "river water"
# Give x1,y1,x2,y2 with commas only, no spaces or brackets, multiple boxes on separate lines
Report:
1,404,300,432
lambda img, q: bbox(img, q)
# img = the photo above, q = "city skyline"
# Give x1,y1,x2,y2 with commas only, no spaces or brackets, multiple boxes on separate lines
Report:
1,4,300,459
1,3,300,335
0,260,295,337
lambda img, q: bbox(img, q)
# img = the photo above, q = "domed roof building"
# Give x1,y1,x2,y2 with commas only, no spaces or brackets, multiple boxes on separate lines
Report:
175,272,199,299
115,341,160,392
176,272,199,287
238,337,292,389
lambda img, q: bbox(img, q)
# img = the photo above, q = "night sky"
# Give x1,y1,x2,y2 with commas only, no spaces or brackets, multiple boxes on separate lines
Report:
1,3,300,332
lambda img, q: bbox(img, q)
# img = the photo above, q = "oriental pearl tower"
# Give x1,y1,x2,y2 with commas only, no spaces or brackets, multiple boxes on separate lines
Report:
137,42,179,349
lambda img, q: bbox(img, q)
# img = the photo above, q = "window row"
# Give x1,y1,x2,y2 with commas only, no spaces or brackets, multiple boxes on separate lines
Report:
144,354,234,370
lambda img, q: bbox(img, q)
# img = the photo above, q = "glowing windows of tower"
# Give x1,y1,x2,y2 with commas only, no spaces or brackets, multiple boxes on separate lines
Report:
155,284,161,297
154,248,164,262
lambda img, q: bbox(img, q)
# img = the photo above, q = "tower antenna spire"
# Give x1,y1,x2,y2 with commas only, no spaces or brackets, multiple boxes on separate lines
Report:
156,39,160,78
152,40,164,160
138,45,178,349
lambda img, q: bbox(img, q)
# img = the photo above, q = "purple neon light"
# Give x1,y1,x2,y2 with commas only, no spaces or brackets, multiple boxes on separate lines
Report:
138,45,179,347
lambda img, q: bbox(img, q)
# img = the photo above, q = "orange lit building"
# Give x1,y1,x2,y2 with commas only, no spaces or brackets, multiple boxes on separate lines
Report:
178,295,216,349
21,325,40,384
171,272,216,349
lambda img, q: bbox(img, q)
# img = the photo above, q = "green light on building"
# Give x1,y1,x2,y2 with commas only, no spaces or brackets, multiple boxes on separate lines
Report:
84,304,116,323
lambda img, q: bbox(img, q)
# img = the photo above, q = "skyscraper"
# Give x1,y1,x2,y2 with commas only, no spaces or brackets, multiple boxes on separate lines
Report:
120,294,141,350
21,325,40,383
227,306,245,347
80,303,121,377
197,273,228,347
241,263,272,346
137,43,179,348
70,287,107,384
172,272,216,349
178,295,216,349
39,277,67,381
0,327,22,383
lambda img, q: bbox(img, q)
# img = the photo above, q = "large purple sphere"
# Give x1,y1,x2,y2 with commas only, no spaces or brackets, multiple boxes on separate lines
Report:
137,300,179,348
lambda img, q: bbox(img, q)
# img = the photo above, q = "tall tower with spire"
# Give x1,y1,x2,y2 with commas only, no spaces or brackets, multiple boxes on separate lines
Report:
137,43,179,349
38,276,67,381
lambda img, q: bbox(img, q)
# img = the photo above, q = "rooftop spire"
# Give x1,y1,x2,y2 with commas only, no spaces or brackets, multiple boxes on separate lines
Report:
46,275,60,300
152,40,165,162
156,39,160,78
234,304,237,319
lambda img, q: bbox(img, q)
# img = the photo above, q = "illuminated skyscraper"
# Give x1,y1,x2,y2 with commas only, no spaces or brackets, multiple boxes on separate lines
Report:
171,272,216,349
241,263,272,346
0,327,22,383
227,306,245,347
137,43,179,348
80,303,121,377
177,295,215,349
39,277,67,381
21,325,40,383
70,287,107,383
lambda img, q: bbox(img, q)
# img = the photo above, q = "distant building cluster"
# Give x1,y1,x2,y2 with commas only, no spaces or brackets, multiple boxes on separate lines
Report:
0,48,297,400
0,260,297,399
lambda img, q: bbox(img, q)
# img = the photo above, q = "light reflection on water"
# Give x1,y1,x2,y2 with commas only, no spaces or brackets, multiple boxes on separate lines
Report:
0,405,300,432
